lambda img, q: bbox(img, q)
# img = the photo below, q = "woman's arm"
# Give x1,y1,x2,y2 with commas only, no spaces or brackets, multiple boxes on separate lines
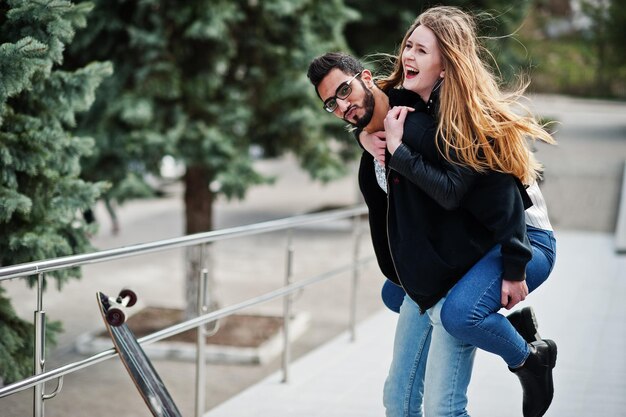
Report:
384,106,478,210
384,106,533,286
467,174,534,309
464,173,533,293
358,130,387,166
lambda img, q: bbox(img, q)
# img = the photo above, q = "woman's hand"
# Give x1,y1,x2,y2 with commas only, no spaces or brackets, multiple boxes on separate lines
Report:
501,279,529,310
384,106,414,154
359,130,387,166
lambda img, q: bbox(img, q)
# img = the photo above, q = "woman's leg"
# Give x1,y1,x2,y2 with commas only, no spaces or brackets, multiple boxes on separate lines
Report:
440,228,556,367
384,294,432,417
524,227,557,293
423,298,476,417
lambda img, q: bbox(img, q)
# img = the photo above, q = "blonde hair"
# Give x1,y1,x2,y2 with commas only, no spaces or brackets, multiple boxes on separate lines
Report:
378,6,555,184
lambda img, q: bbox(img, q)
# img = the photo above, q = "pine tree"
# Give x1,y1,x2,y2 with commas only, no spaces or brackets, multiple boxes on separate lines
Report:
67,0,358,318
0,0,111,383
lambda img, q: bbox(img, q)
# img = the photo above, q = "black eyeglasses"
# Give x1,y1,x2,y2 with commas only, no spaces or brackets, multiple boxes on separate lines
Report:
323,72,361,113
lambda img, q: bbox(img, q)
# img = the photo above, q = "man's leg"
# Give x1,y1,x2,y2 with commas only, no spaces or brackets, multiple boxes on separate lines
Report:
384,294,432,417
423,298,475,417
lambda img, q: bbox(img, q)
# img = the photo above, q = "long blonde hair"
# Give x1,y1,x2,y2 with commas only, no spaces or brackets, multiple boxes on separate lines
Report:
378,6,555,184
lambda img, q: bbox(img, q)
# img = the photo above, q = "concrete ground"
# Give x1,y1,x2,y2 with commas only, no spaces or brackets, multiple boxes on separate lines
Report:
203,229,626,417
1,94,625,416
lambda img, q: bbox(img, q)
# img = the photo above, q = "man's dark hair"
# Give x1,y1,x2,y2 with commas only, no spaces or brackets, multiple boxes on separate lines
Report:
307,52,364,96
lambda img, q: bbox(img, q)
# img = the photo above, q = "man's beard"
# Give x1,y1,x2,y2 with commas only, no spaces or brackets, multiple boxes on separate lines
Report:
350,83,375,129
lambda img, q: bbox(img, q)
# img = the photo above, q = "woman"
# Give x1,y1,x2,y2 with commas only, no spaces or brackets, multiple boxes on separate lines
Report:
371,6,557,417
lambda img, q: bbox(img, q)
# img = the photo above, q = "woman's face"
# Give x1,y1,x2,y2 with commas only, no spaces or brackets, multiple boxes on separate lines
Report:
401,25,444,102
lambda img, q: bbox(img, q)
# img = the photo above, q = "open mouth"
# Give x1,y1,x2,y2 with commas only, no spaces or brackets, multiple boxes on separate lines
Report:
405,66,418,79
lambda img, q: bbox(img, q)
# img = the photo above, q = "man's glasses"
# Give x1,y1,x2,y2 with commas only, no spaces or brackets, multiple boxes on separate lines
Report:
323,72,361,113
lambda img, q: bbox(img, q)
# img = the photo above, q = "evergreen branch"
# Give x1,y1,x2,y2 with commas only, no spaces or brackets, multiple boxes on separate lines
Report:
0,37,48,104
0,187,32,222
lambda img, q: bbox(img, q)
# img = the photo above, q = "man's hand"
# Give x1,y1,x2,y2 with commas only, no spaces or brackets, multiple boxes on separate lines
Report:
501,279,529,310
384,106,414,154
359,130,387,166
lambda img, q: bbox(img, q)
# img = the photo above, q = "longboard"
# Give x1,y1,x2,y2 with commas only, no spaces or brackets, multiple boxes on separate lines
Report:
96,290,182,417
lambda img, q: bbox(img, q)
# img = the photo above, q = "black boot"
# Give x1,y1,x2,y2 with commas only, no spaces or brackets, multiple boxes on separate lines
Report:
510,339,558,417
507,306,541,343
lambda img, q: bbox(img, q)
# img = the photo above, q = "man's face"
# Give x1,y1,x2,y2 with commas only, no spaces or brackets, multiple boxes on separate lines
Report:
317,68,375,129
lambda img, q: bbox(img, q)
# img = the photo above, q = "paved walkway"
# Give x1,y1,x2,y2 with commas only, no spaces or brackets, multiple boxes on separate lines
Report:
204,230,626,417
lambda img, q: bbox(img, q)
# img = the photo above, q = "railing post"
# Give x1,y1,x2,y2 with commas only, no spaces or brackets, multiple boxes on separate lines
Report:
195,264,209,417
33,273,46,417
281,229,294,383
349,215,362,342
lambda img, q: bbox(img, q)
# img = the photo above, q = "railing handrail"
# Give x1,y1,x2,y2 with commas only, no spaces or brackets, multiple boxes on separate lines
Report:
0,203,372,417
0,256,373,399
0,205,368,281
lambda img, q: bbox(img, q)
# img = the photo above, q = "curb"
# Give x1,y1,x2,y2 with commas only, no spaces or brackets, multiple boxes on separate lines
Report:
75,312,311,365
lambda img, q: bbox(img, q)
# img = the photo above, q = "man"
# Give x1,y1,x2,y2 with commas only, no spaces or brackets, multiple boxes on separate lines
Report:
307,53,396,285
307,52,552,417
308,52,435,416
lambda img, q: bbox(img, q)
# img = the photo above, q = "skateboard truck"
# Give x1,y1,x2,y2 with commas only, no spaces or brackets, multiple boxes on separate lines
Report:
102,289,137,327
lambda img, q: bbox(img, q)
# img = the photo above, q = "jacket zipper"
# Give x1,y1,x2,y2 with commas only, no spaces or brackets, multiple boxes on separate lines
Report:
386,169,426,314
385,170,404,291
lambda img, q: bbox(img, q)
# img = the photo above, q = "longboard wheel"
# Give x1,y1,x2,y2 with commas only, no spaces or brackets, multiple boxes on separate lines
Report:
106,308,126,326
118,288,137,307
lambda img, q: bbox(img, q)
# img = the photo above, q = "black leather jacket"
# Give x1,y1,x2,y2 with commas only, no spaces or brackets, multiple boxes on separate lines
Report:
359,88,532,311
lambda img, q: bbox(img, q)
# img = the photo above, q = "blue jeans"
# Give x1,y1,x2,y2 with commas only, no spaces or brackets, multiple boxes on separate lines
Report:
382,280,405,313
441,226,556,367
383,293,430,417
383,295,475,417
383,226,556,416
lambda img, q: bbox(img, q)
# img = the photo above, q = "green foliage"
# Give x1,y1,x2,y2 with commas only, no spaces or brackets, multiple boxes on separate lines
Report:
0,0,110,278
523,36,598,95
67,0,360,215
0,0,109,382
519,0,625,98
0,37,48,107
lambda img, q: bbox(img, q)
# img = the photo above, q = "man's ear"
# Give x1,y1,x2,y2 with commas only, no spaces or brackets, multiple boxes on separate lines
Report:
361,69,375,87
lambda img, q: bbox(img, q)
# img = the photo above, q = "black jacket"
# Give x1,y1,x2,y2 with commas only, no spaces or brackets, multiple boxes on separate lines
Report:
358,88,532,311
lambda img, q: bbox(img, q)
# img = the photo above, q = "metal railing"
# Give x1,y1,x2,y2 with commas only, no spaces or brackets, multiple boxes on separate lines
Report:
0,204,372,417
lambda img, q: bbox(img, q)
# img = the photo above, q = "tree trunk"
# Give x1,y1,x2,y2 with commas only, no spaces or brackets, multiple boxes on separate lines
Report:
183,165,218,320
